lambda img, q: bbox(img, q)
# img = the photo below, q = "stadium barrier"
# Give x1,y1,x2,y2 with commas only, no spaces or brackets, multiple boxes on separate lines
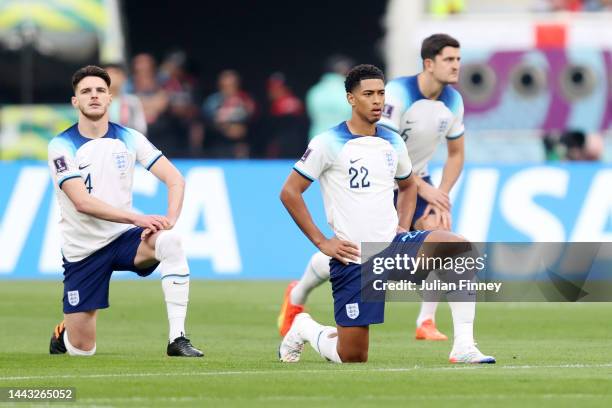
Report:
0,160,610,279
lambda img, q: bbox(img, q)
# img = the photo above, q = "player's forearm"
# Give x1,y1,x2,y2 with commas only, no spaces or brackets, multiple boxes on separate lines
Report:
165,177,185,224
439,153,464,194
73,195,137,224
280,187,327,248
397,181,417,230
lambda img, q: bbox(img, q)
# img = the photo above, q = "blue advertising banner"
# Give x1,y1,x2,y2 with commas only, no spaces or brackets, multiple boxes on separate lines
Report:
0,160,610,279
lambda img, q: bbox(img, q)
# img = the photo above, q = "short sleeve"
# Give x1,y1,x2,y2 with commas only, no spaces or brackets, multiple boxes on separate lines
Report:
131,129,163,170
293,135,333,181
447,93,465,139
48,138,81,189
394,140,413,180
378,80,407,133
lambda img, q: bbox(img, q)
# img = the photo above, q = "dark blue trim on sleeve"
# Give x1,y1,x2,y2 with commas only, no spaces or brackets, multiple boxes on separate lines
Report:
394,170,412,181
58,175,82,190
292,167,315,182
146,153,163,171
446,132,464,140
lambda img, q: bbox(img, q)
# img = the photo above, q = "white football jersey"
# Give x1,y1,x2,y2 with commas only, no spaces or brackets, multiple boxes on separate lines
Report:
48,122,162,262
378,75,464,177
294,122,412,251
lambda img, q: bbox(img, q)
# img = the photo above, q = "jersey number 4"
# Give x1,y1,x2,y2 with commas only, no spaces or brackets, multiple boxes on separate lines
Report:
84,173,93,194
349,166,370,189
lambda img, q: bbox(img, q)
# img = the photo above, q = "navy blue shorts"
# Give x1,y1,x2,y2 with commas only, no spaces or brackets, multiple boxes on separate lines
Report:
394,175,432,229
330,230,431,327
62,227,159,314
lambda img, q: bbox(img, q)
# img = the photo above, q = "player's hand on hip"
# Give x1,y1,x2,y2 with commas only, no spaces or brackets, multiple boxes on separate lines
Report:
319,237,360,265
420,183,451,212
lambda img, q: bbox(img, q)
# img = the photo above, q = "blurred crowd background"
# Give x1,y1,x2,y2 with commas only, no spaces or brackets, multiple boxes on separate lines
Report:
0,0,610,161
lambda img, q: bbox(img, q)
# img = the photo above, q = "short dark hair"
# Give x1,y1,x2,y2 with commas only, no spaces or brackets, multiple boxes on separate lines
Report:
421,34,460,61
72,65,111,91
344,64,385,93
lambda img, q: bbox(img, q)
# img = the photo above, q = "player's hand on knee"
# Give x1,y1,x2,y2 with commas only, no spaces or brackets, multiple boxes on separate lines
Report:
134,214,169,233
420,184,451,212
319,237,360,265
439,209,452,231
419,205,451,231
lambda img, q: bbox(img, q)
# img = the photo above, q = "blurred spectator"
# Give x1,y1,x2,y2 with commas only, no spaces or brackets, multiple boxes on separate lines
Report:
429,0,465,15
583,0,612,10
264,72,307,158
305,55,353,140
543,129,604,161
202,70,256,158
103,63,148,135
128,53,168,126
533,0,584,11
159,51,204,157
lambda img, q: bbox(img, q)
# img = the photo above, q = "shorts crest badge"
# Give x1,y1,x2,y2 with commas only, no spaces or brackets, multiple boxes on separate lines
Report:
346,303,359,319
67,290,80,306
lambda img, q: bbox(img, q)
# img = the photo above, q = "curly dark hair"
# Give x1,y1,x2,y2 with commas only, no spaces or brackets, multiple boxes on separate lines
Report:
71,65,111,92
344,64,385,93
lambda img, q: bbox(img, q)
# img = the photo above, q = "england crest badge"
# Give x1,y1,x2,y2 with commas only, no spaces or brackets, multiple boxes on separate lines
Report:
346,303,360,319
67,290,80,306
113,152,129,171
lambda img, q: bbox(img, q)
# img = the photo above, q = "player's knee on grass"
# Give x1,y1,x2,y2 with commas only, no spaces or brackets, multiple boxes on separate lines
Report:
64,311,97,354
337,326,369,363
339,348,368,363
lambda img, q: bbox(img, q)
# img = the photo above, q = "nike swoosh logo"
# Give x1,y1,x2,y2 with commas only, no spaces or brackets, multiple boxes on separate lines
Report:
173,281,188,285
350,158,362,164
78,164,91,170
405,120,416,124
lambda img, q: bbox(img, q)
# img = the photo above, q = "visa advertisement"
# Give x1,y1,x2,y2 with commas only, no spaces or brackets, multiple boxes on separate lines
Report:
0,161,610,279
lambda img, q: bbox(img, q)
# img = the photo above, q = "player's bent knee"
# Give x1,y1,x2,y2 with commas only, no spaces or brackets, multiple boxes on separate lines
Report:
339,349,368,363
426,230,468,243
65,330,96,356
416,214,444,231
155,231,185,264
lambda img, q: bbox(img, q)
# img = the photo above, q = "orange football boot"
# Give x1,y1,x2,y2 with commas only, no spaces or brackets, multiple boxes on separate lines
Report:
415,319,448,341
277,281,305,337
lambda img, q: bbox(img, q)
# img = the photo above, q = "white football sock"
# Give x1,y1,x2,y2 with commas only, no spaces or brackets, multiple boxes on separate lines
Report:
447,295,476,350
416,301,439,327
156,231,189,342
64,329,96,356
296,315,341,363
290,251,331,305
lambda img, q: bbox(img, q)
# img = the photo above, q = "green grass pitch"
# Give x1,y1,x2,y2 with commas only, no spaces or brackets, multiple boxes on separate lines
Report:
1,280,611,407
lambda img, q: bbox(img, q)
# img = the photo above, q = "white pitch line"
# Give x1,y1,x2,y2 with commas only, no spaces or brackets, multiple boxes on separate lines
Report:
1,363,611,381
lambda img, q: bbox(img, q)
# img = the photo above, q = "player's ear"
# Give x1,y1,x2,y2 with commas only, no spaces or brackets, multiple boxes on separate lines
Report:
347,92,355,107
424,58,434,72
71,95,78,108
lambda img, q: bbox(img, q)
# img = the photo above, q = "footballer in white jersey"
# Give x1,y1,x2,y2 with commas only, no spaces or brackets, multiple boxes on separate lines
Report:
48,122,162,262
48,65,202,358
278,64,494,364
378,34,466,340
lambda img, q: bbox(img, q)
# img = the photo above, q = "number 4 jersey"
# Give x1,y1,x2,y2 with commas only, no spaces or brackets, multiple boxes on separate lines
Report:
293,121,412,248
47,122,162,262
